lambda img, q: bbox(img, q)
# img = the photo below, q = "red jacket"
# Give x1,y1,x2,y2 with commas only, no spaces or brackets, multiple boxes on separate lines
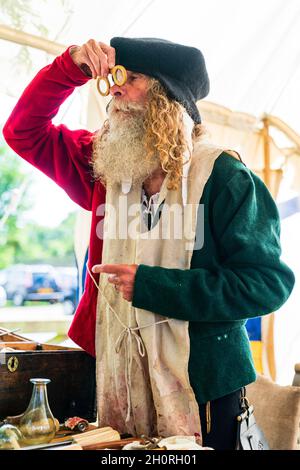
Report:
3,47,105,356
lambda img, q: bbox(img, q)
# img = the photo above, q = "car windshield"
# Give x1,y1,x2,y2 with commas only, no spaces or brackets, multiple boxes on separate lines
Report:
32,272,57,288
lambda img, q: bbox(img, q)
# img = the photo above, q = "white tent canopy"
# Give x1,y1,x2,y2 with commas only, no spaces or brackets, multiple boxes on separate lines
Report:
2,0,300,196
1,0,300,133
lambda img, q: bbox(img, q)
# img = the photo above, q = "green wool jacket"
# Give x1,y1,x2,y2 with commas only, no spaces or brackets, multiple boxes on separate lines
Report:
132,152,295,404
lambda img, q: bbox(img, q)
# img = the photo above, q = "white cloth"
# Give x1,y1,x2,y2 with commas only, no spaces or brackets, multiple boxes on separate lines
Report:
141,187,160,230
93,138,229,440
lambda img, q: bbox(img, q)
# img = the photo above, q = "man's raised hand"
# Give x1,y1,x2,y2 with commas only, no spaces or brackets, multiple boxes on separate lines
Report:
70,39,115,79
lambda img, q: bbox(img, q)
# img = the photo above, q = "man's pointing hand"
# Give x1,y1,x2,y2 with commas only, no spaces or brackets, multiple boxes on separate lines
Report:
92,263,138,302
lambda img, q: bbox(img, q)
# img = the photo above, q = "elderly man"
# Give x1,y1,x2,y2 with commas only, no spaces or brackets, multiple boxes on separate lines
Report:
3,37,294,449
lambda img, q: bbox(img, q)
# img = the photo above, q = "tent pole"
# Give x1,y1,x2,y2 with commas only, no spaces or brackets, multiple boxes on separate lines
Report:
0,25,64,56
262,115,271,190
261,115,277,381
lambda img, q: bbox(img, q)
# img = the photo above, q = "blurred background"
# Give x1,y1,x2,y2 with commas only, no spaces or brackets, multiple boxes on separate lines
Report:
0,0,299,385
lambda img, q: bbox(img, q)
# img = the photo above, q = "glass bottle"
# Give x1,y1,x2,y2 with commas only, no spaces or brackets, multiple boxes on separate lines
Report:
0,424,23,449
19,378,56,446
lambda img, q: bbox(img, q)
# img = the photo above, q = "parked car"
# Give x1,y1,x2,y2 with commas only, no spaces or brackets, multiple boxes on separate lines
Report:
55,266,79,315
0,264,64,306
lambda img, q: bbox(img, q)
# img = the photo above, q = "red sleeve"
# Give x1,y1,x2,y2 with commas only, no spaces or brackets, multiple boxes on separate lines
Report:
2,46,98,211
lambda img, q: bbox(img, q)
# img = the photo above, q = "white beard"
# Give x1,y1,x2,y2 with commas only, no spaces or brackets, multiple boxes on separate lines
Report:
92,99,161,189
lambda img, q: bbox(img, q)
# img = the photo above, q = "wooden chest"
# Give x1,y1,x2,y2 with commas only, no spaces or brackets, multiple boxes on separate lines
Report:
0,329,96,422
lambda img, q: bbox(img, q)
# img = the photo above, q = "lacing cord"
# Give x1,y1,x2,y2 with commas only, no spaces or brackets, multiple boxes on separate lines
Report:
86,262,169,422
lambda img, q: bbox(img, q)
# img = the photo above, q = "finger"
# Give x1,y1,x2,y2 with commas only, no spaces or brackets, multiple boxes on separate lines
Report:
99,47,110,77
90,41,109,77
99,42,115,69
86,40,109,77
123,291,133,302
91,264,104,273
81,46,97,78
106,265,130,275
92,264,129,275
85,47,103,79
107,274,119,284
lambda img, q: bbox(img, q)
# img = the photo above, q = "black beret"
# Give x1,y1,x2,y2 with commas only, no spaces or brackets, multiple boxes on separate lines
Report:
110,37,210,124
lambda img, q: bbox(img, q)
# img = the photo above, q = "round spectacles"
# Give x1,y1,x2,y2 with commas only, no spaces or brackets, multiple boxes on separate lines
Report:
96,65,127,96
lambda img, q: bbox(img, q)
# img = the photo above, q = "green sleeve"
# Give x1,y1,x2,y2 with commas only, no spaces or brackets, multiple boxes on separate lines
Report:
132,169,295,322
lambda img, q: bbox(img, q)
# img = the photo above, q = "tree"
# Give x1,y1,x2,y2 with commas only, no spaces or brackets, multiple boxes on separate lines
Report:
0,141,77,268
0,0,73,71
0,142,33,268
18,212,77,266
0,0,75,267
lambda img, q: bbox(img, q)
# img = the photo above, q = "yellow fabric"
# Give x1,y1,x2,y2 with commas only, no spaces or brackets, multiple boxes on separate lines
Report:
250,341,263,374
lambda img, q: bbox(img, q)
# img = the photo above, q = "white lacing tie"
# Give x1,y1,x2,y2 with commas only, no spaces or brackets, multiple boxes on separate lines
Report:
86,262,169,423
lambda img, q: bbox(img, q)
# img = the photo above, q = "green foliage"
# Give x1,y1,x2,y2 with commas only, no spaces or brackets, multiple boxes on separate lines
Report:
0,145,32,217
16,212,77,267
0,143,33,268
0,142,77,269
0,0,77,268
0,0,41,31
0,0,73,71
0,0,49,72
0,0,72,33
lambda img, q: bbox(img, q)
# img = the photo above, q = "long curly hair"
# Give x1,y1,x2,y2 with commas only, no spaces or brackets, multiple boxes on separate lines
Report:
143,79,207,190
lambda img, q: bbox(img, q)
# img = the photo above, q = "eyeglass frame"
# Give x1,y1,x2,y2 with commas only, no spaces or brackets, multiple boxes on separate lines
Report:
96,65,127,96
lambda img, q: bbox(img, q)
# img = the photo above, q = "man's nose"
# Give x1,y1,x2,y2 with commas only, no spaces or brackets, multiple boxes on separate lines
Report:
110,84,125,97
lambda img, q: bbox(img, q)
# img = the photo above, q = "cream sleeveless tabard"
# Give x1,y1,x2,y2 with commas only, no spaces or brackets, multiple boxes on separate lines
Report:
93,140,238,439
